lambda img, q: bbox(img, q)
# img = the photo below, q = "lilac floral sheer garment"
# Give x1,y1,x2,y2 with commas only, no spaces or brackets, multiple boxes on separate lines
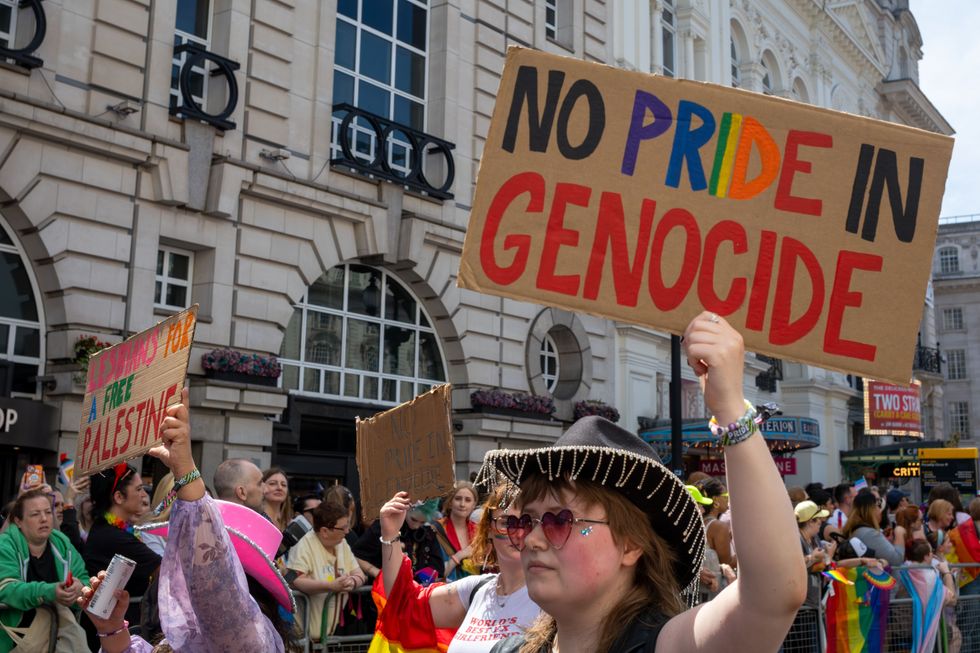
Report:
112,495,283,653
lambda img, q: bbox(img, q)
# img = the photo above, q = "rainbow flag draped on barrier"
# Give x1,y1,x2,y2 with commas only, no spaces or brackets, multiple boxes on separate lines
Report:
368,556,456,653
898,567,946,653
946,519,980,588
825,566,892,653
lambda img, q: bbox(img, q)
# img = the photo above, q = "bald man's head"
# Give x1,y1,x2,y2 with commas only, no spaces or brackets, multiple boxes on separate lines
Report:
213,459,264,512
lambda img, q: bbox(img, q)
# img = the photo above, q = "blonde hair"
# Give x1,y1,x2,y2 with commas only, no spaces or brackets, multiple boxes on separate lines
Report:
149,473,175,523
442,480,478,515
927,499,953,524
516,474,683,653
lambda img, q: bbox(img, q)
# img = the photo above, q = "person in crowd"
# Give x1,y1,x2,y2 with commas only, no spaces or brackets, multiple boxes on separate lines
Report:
956,498,980,651
685,485,721,601
461,313,806,653
807,488,836,542
434,481,479,581
324,484,363,546
840,490,904,567
0,487,89,652
893,505,923,558
928,483,970,526
57,476,91,552
804,482,824,500
81,388,297,652
286,500,365,643
697,477,736,569
83,462,161,645
281,493,322,553
793,500,833,653
213,459,265,512
885,488,910,528
923,532,961,653
261,467,292,531
139,473,175,557
925,499,955,539
828,482,855,534
378,483,541,652
354,499,444,582
786,486,807,507
77,494,94,542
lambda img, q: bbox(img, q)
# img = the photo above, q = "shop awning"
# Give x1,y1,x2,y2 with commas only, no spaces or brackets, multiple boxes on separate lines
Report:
638,415,820,453
840,440,945,465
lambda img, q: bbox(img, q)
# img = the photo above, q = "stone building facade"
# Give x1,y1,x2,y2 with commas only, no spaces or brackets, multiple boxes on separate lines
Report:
0,0,951,499
933,216,980,447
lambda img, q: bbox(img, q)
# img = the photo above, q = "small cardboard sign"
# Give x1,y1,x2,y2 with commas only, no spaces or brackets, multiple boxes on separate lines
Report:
75,306,198,477
458,47,954,384
356,384,455,522
864,379,923,436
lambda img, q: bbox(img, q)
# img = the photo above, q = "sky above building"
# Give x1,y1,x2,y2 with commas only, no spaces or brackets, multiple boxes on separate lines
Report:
911,0,979,219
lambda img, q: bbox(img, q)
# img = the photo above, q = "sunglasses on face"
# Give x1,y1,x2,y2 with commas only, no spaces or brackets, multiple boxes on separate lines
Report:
502,509,609,551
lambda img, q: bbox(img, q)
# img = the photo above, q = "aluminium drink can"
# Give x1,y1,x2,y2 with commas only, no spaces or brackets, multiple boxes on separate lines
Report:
86,553,137,619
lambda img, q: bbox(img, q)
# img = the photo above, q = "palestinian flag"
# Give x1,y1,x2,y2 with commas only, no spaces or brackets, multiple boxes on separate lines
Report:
946,519,980,588
825,566,892,653
369,555,456,653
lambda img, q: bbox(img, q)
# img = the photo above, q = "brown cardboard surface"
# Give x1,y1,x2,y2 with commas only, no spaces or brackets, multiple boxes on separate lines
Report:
76,306,198,477
356,384,455,522
458,48,954,384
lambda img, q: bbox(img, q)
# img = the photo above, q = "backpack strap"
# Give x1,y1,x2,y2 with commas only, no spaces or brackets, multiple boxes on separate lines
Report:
466,575,496,609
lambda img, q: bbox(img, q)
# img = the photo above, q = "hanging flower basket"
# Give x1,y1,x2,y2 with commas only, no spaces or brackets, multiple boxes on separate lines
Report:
201,348,281,386
470,389,555,419
573,399,620,423
72,335,113,384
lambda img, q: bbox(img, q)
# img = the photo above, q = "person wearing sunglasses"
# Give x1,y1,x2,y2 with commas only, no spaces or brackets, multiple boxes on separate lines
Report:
377,483,540,652
471,313,805,653
82,460,161,645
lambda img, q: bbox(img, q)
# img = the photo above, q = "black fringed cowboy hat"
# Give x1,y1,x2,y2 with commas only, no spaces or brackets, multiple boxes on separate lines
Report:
476,415,706,592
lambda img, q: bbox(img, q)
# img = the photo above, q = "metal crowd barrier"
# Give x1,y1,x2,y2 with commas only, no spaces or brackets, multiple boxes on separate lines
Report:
293,585,374,653
779,563,980,653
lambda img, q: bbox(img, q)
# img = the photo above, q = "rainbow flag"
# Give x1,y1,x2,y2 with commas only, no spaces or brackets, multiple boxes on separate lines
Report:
946,519,980,588
368,556,456,653
825,566,892,653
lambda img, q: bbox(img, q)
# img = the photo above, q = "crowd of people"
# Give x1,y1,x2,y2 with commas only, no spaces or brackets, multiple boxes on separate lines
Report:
0,313,813,652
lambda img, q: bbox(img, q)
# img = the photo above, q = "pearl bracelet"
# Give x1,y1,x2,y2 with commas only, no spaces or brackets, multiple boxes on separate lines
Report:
379,534,400,546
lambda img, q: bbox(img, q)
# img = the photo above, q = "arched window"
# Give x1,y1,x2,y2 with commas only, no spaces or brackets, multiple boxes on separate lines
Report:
761,58,774,95
730,37,740,87
939,246,960,275
792,78,809,103
279,264,446,405
540,334,559,393
0,221,42,397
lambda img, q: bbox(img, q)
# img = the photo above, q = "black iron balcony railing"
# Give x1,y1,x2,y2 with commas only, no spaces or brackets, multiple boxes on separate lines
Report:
170,42,240,131
331,103,455,200
0,0,45,69
913,344,942,375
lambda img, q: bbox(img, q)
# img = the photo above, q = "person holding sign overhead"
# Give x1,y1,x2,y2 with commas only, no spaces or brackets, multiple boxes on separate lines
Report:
477,313,805,653
79,388,296,652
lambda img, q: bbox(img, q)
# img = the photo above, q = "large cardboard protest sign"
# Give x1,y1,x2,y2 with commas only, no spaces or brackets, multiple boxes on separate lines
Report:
76,306,198,476
458,48,953,383
864,379,923,436
356,384,455,522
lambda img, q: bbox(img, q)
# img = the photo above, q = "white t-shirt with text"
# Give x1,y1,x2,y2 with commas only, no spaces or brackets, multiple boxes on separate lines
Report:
446,574,540,653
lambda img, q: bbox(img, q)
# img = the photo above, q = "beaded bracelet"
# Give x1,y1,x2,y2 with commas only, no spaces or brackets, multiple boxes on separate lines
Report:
708,400,762,447
379,534,400,546
152,469,202,516
97,620,129,638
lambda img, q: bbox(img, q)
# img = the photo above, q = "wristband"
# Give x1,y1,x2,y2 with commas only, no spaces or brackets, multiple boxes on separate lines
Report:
709,400,762,447
152,469,201,516
379,534,400,546
97,620,129,637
